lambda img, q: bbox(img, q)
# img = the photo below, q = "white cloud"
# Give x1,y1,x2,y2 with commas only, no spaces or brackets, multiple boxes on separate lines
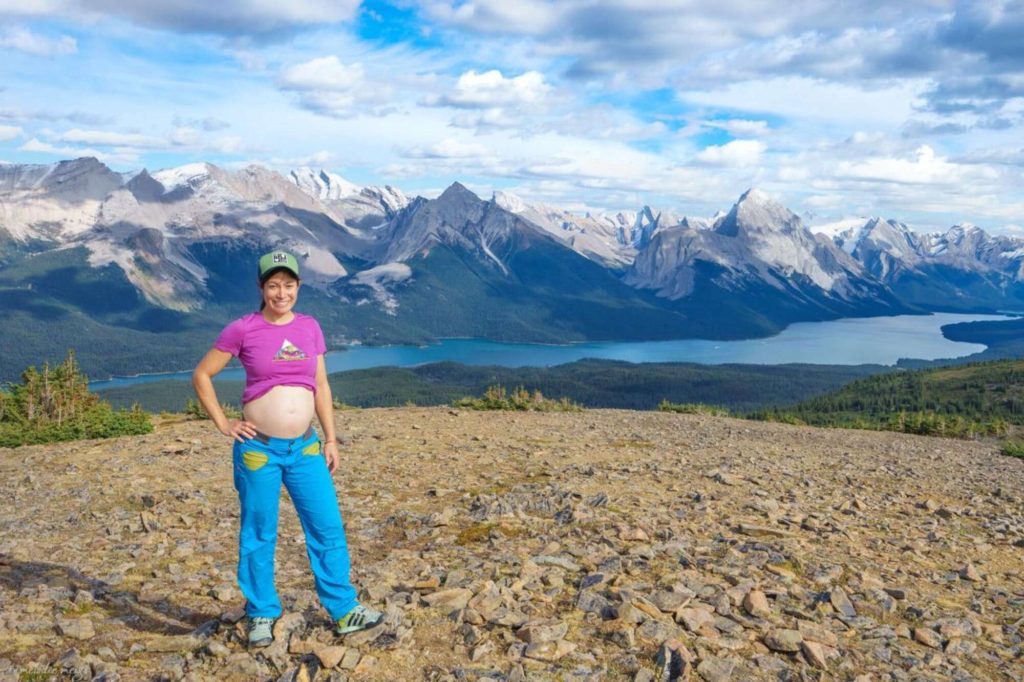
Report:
433,69,551,108
695,139,766,167
402,138,490,159
704,118,770,137
685,77,924,127
267,150,333,167
450,108,521,130
59,128,165,148
0,124,23,141
0,27,76,56
19,137,138,164
836,145,998,186
278,56,365,92
277,56,391,118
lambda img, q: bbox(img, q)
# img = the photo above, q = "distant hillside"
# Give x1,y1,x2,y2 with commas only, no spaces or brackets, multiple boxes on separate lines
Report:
757,359,1024,434
97,359,888,413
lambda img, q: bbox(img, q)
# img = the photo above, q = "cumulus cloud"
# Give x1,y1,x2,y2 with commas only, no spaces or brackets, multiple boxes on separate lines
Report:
0,27,76,56
835,145,998,186
0,124,23,141
277,56,392,118
430,69,550,108
694,139,766,167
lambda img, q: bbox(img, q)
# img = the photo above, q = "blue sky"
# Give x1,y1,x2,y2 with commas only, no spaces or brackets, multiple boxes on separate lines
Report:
1,0,1023,234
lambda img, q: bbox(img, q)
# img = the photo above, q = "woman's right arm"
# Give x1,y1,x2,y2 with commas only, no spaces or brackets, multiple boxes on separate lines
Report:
192,348,257,442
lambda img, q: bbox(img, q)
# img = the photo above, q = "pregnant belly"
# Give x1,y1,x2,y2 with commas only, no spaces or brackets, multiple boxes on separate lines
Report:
243,385,316,438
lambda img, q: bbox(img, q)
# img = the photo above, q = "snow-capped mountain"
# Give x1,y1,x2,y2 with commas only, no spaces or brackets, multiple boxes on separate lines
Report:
488,190,701,269
289,167,359,202
491,190,634,268
626,189,903,317
817,217,1024,308
3,156,1023,381
286,168,409,233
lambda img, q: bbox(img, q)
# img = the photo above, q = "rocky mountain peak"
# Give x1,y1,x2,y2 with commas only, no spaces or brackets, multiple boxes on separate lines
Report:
437,181,479,205
716,188,801,237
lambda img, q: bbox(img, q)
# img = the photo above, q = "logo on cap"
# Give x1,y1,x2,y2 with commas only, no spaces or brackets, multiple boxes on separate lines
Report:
273,253,288,263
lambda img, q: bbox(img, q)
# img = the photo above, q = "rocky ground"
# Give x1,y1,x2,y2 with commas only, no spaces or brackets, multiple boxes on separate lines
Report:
1,408,1022,682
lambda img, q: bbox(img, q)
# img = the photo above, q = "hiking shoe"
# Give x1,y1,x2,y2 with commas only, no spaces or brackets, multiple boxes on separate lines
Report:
247,616,275,648
335,604,383,635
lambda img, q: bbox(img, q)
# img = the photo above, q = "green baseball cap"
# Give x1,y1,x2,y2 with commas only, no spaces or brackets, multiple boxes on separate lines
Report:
258,250,300,282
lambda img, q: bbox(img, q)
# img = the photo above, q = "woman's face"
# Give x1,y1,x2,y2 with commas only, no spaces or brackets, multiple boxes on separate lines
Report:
261,270,300,315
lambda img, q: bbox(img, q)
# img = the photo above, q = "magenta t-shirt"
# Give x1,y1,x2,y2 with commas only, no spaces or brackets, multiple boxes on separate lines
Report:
214,312,327,404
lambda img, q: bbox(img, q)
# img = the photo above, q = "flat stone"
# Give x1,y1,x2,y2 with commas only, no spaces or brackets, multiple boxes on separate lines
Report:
829,587,857,618
209,584,236,602
272,613,305,641
524,639,576,661
577,589,615,618
637,619,685,645
515,620,568,644
797,620,838,647
764,629,803,653
652,590,692,612
801,640,828,669
742,590,771,619
533,555,582,571
339,648,361,670
676,607,714,632
696,655,735,682
206,641,230,658
422,588,473,610
914,627,942,649
883,587,908,601
315,645,347,668
146,635,203,653
56,618,95,641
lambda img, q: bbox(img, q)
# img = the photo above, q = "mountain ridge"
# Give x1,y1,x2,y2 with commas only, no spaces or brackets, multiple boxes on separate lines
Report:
2,156,1024,380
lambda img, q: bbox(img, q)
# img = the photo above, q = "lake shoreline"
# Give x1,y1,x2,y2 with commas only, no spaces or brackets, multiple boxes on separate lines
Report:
90,312,1015,391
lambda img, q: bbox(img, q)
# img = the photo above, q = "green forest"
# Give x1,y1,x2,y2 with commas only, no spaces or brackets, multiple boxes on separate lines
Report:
97,359,888,413
754,359,1024,439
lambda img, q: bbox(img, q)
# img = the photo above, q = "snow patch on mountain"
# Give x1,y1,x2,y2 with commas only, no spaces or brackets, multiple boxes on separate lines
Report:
289,167,360,201
151,163,211,194
351,262,412,314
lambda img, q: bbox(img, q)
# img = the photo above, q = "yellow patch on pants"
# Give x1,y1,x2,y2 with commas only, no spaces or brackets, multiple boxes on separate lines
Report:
302,441,321,456
242,450,268,471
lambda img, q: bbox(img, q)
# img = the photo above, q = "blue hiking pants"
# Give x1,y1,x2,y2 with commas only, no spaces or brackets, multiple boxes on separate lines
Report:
232,429,358,620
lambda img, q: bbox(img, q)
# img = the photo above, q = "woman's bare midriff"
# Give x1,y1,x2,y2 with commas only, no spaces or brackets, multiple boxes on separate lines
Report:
243,385,316,438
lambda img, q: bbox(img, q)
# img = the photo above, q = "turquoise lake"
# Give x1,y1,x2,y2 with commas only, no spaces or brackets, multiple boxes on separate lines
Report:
90,312,1011,391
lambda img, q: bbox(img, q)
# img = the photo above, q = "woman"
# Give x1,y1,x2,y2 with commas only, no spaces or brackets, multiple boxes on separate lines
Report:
192,250,382,648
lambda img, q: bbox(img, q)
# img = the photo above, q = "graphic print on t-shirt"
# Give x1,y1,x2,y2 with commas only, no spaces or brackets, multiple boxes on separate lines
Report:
273,338,308,362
